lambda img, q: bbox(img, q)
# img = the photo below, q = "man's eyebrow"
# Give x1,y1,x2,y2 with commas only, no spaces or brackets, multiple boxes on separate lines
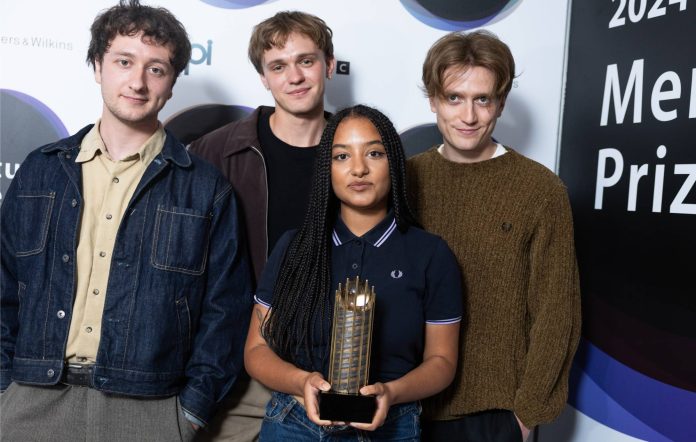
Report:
109,50,171,66
265,52,319,66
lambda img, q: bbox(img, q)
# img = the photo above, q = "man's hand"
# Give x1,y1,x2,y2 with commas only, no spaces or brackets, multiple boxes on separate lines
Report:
515,414,531,442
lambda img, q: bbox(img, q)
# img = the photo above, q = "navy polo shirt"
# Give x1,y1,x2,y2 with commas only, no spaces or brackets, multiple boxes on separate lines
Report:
255,213,462,383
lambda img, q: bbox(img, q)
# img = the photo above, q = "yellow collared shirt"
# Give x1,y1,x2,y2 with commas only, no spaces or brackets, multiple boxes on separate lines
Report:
65,122,165,363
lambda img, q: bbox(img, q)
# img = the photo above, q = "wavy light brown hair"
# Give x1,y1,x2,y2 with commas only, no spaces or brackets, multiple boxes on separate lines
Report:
422,30,515,101
248,11,334,74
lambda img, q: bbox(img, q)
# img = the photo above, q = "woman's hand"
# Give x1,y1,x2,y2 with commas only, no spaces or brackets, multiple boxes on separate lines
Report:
348,382,393,431
303,371,333,426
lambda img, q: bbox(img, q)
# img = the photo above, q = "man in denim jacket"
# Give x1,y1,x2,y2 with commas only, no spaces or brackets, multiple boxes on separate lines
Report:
0,1,252,440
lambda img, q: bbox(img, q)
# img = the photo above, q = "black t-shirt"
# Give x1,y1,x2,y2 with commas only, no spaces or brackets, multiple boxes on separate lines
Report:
258,111,319,254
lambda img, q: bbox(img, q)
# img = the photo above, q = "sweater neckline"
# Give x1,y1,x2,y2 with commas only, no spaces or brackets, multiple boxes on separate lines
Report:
426,145,517,169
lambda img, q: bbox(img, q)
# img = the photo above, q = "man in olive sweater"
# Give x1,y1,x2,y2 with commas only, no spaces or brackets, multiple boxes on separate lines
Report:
408,31,581,442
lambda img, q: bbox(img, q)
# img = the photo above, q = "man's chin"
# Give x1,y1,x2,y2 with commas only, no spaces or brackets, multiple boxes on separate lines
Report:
279,102,324,118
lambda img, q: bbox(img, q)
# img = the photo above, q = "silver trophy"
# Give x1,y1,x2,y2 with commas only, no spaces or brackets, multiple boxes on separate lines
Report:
319,276,377,423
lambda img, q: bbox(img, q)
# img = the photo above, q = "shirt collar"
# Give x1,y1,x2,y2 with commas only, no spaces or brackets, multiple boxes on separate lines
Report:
332,210,397,248
75,120,165,166
75,123,106,163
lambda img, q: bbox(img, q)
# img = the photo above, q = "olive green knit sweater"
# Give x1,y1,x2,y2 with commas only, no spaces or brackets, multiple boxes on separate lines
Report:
407,147,581,428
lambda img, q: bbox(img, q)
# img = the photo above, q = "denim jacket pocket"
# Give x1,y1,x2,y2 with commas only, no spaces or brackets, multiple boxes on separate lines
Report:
14,191,55,257
151,206,211,275
175,295,192,356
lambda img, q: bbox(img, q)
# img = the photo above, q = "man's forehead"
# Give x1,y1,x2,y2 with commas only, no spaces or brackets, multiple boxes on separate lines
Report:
106,32,174,63
264,32,322,58
442,65,497,92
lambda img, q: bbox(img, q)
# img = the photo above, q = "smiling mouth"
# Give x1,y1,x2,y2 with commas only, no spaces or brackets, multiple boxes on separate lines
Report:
288,88,310,96
455,127,479,135
123,95,148,104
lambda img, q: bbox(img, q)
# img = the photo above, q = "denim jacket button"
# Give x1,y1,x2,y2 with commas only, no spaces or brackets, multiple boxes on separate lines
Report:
71,199,78,208
57,310,65,319
62,254,70,263
47,369,55,377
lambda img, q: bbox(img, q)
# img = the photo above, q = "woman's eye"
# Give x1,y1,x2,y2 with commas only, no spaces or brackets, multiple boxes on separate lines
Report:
333,153,348,161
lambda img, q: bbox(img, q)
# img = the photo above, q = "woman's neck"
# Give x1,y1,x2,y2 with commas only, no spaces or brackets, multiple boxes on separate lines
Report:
339,205,388,237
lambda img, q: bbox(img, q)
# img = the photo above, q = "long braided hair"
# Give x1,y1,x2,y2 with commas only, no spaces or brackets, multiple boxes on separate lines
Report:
262,105,419,370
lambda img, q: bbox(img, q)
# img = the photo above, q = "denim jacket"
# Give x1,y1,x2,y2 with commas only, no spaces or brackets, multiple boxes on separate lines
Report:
0,125,253,425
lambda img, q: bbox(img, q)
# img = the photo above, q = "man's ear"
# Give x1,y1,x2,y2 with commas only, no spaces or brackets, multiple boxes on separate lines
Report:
429,96,437,113
326,57,336,79
497,97,506,117
260,73,270,90
94,61,102,85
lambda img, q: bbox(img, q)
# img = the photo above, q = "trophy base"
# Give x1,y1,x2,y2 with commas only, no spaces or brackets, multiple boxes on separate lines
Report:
318,391,376,424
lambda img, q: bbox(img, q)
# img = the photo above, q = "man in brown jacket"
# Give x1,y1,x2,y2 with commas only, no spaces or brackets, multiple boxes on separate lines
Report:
188,11,335,441
408,30,581,442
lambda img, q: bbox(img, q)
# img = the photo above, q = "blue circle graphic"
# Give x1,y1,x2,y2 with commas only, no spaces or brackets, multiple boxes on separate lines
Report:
200,0,274,9
400,0,523,30
1,89,68,198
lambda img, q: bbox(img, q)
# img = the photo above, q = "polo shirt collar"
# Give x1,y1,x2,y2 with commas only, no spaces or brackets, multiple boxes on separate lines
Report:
332,210,397,248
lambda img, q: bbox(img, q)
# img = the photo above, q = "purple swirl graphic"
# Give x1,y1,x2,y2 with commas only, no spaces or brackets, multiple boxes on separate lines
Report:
570,339,696,442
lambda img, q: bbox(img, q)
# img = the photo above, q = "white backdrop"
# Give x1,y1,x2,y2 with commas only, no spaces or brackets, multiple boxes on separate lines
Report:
0,0,567,170
0,1,644,440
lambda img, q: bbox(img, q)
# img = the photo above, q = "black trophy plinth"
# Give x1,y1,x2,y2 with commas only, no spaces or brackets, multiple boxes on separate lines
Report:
319,391,376,423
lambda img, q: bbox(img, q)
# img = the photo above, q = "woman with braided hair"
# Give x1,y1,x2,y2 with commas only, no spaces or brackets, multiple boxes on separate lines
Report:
244,105,462,440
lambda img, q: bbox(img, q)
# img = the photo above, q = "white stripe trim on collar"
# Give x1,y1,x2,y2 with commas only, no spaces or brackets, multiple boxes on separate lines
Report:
332,218,397,248
374,219,397,247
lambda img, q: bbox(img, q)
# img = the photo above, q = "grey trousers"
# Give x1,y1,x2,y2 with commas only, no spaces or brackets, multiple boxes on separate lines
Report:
195,377,269,442
0,382,197,442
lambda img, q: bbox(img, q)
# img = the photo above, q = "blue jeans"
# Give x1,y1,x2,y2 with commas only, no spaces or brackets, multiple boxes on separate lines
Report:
260,392,421,441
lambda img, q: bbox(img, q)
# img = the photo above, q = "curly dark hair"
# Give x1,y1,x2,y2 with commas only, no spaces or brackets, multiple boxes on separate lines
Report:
262,105,419,370
86,0,191,80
